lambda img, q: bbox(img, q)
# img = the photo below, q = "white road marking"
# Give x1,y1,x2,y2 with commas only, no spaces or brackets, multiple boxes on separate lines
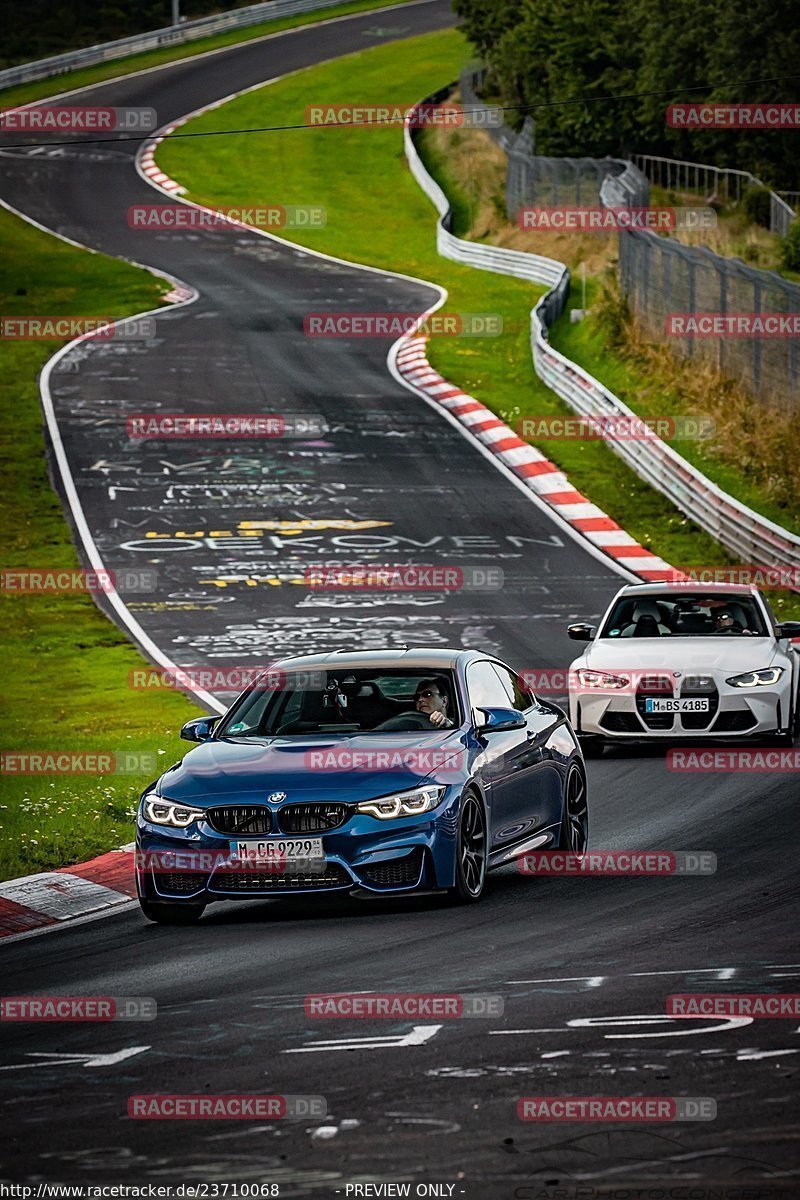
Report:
0,1046,149,1070
737,1048,800,1060
283,1025,441,1053
568,1014,753,1037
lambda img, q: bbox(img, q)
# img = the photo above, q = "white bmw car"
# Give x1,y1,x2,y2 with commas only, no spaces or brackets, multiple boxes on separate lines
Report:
567,583,800,753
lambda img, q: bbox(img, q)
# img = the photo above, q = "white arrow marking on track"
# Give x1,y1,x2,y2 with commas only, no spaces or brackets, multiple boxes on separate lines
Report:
283,1025,441,1053
0,1047,150,1070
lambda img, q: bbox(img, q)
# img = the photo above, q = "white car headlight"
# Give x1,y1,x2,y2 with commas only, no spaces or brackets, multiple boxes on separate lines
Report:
576,669,630,689
143,795,205,827
356,785,444,821
726,667,784,688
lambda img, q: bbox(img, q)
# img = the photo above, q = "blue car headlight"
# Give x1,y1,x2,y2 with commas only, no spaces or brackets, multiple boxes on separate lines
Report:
726,667,784,688
142,794,205,828
356,785,445,821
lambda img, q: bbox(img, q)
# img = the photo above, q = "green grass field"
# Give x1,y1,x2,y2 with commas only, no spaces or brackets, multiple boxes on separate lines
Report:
0,208,199,880
158,27,800,621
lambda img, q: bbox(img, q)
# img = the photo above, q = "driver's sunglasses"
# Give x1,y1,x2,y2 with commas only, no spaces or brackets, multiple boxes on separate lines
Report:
415,689,439,699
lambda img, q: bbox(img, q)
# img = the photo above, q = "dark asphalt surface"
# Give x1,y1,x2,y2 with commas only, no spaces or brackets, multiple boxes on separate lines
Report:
0,0,798,1193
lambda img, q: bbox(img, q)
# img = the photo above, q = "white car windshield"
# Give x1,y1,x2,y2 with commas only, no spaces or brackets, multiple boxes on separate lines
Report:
600,593,768,638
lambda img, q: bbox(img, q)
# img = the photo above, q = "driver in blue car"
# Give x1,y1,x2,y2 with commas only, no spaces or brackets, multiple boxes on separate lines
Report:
414,677,455,728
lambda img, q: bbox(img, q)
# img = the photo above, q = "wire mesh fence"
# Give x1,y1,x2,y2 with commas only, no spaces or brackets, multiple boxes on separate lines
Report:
460,68,800,412
619,230,800,411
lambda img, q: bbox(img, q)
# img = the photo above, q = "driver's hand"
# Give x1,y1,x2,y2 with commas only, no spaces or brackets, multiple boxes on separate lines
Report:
428,711,451,728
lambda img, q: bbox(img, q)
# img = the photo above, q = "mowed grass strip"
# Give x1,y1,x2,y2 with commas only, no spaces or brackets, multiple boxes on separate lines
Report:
158,28,799,619
0,207,198,880
0,0,423,109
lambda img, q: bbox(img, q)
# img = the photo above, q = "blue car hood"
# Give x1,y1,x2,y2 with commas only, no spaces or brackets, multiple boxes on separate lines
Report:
157,732,465,803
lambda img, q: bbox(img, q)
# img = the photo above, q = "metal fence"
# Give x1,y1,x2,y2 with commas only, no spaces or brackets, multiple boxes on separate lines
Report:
619,229,800,410
405,87,800,582
460,69,800,412
632,154,797,238
0,0,355,90
460,70,650,219
506,123,649,218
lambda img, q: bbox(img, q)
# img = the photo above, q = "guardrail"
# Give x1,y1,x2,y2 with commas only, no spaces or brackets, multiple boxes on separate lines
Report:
404,89,800,586
0,0,355,90
631,153,798,238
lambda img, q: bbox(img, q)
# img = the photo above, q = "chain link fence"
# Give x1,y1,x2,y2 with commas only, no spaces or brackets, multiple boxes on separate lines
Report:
460,68,800,412
619,230,800,410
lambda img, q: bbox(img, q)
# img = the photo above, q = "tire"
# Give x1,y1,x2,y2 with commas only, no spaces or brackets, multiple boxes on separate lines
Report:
558,762,589,854
579,735,605,759
448,791,488,904
770,690,800,746
139,898,206,925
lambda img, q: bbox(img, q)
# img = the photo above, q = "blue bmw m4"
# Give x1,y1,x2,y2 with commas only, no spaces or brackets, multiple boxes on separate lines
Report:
136,648,589,923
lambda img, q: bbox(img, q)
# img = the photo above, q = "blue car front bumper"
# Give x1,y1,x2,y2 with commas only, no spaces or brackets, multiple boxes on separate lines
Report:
136,791,462,902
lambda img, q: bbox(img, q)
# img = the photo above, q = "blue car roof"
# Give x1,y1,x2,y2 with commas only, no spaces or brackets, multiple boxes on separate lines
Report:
271,647,482,671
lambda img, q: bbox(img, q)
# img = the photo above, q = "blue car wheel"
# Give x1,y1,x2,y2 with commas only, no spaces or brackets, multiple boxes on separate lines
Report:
449,791,487,904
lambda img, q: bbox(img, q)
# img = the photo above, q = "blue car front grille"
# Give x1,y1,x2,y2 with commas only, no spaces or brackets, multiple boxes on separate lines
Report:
206,805,273,835
277,803,349,833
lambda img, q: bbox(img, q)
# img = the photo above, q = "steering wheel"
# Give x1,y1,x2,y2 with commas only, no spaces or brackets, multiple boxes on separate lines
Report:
375,712,434,731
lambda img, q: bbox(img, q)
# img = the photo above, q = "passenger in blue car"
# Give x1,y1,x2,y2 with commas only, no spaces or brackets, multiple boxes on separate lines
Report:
414,677,455,729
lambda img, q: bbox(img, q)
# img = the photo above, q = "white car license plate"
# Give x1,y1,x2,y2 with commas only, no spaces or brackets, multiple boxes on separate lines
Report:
645,698,710,713
232,838,324,863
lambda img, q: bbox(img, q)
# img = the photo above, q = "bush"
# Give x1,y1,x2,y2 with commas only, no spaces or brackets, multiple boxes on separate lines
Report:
780,218,800,272
741,185,773,229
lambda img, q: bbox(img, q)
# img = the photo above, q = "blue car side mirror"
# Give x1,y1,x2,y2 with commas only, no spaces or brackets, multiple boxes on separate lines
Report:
180,716,219,743
475,706,526,733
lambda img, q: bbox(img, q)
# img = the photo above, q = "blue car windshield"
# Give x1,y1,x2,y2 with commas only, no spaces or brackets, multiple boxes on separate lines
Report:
216,669,461,737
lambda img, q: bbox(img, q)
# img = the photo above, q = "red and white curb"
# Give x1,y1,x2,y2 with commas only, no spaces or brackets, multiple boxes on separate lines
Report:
0,846,135,939
395,336,679,581
139,121,187,195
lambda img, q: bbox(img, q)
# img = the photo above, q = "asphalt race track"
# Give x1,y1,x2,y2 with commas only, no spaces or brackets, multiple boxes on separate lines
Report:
1,1,799,1193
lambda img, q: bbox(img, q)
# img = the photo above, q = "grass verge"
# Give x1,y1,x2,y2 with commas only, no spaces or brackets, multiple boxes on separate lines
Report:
157,28,800,620
0,207,198,880
0,0,424,109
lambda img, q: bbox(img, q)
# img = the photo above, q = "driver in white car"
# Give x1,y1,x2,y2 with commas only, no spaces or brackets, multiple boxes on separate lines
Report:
414,677,455,728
